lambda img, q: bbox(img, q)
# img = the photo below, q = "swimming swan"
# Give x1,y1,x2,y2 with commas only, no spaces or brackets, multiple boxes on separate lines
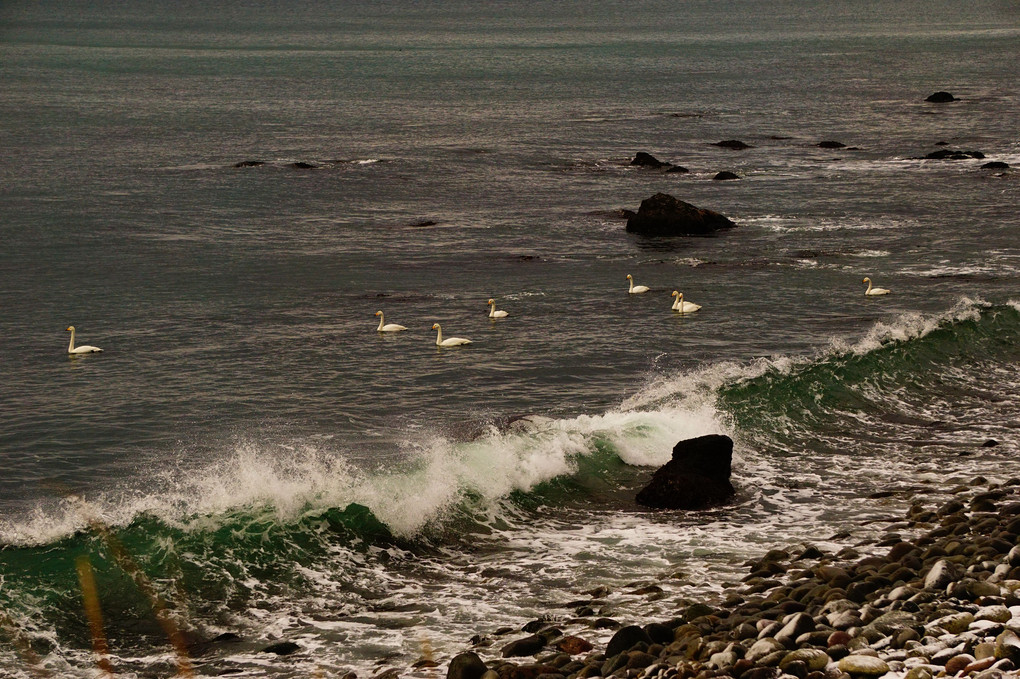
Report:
375,311,407,332
66,326,102,354
487,298,509,318
671,291,702,313
432,323,472,347
862,277,890,296
626,274,650,294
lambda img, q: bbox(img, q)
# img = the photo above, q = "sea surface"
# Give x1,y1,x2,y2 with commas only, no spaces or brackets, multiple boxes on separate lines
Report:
1,1,1019,676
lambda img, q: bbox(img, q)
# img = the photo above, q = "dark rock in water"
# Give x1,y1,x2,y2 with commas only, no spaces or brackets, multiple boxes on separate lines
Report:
289,161,317,169
713,139,752,149
211,632,242,643
448,652,488,679
501,634,546,657
630,152,672,168
605,625,652,658
261,641,301,655
926,91,956,102
625,193,737,236
922,149,985,160
817,141,846,149
409,218,438,227
233,160,264,167
981,162,1009,170
665,165,690,173
635,434,736,509
713,171,741,181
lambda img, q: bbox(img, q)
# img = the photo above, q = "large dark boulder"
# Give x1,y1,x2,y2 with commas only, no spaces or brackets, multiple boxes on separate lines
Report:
501,634,547,658
635,434,736,509
925,91,956,102
625,193,737,236
448,652,488,679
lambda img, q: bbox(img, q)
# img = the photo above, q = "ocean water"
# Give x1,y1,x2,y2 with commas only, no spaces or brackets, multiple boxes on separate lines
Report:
1,0,1019,676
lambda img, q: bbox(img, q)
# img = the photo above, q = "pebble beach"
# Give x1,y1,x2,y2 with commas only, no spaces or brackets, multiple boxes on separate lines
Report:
449,477,1020,679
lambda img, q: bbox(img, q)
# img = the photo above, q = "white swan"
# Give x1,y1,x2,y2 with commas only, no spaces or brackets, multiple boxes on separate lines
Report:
432,323,472,347
671,291,702,313
862,277,890,296
374,310,407,332
487,298,509,318
66,326,102,354
626,274,650,294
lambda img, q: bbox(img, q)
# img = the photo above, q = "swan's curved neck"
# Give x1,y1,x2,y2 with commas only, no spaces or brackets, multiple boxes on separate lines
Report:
67,328,75,352
435,326,443,345
377,314,385,331
628,278,634,292
865,280,873,293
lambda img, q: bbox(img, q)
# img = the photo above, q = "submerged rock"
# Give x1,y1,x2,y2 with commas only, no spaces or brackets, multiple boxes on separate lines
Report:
713,171,740,180
261,641,301,655
635,434,736,509
625,193,737,236
713,139,752,149
925,91,956,102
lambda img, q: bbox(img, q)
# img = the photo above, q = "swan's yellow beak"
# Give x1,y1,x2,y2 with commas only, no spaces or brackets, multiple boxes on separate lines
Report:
65,327,72,332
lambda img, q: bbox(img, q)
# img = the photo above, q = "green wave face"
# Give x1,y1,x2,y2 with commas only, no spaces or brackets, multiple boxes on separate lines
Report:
721,301,1020,463
2,301,1017,675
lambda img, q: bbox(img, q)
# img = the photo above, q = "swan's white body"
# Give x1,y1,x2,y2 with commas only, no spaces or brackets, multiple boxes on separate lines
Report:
862,277,890,296
671,291,702,313
626,274,649,294
432,323,472,346
374,311,407,332
487,298,509,318
66,326,102,354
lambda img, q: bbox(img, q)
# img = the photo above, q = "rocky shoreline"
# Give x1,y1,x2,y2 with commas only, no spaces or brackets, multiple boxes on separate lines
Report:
445,479,1020,679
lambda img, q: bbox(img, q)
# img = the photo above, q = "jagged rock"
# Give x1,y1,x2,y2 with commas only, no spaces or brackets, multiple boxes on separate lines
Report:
625,193,737,236
635,434,736,509
630,152,672,168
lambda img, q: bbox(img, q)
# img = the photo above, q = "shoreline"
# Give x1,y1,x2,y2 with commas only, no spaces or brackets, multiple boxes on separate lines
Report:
445,478,1020,679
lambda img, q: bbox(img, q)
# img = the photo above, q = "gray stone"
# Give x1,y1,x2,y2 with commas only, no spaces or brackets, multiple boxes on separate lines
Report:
924,559,961,590
838,654,890,675
746,638,786,663
927,611,974,634
779,648,830,671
